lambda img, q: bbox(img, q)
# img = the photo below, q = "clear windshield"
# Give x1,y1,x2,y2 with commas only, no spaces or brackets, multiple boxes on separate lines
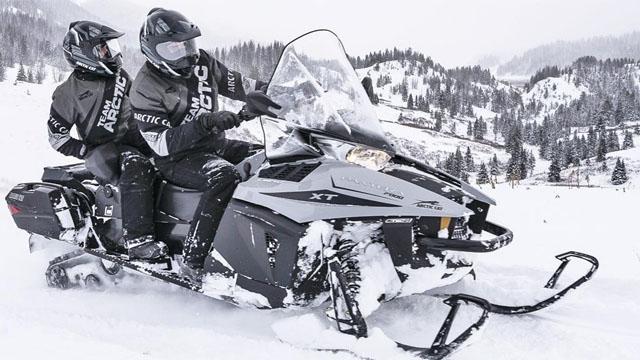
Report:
264,30,393,159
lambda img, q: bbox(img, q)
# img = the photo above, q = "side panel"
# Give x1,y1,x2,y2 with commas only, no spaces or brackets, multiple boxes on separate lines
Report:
207,200,307,287
233,159,473,224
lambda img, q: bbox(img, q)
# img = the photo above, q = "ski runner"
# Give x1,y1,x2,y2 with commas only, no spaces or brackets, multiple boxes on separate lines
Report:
130,8,275,280
48,21,167,260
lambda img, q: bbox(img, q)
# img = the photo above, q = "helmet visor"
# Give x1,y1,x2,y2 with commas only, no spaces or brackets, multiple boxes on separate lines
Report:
93,39,122,60
156,38,198,61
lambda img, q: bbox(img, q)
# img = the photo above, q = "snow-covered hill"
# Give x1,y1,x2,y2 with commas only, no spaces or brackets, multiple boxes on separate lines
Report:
522,74,589,124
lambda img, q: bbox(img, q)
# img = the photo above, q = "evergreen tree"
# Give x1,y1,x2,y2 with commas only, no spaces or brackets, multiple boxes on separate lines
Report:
526,150,536,176
467,121,473,137
635,126,640,135
490,154,500,178
596,131,607,162
622,131,634,149
0,56,6,82
464,146,474,171
407,94,414,109
611,158,628,185
476,163,490,184
607,131,620,152
16,63,27,82
547,159,562,182
27,67,34,83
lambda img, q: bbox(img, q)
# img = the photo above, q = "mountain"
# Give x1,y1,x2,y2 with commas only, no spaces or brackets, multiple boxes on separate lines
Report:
497,31,640,78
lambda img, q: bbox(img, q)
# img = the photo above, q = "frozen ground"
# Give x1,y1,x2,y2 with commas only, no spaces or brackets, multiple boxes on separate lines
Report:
1,72,639,359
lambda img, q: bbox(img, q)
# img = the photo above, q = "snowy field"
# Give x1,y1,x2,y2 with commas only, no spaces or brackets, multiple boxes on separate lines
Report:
1,73,640,360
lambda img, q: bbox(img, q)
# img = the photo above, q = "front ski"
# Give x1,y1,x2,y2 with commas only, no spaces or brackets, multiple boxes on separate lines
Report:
485,251,599,315
325,254,491,360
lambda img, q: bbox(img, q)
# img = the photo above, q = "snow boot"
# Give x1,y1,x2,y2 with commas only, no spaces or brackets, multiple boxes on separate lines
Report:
126,235,168,260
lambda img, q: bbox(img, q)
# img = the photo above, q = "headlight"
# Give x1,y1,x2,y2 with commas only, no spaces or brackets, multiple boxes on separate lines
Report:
345,146,391,171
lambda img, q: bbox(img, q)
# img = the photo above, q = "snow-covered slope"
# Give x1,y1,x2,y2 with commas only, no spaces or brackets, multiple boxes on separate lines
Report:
522,74,588,123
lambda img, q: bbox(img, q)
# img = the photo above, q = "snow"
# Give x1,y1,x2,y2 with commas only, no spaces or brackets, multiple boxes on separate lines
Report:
522,75,589,124
1,69,640,360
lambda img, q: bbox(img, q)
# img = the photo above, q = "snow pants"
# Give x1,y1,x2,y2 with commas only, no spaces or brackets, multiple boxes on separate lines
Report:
155,140,251,269
85,143,156,241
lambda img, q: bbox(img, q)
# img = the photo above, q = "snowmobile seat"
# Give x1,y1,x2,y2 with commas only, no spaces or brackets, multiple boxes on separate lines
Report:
155,180,202,223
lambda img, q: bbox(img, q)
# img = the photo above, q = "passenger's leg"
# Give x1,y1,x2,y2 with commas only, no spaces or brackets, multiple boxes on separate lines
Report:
119,147,166,259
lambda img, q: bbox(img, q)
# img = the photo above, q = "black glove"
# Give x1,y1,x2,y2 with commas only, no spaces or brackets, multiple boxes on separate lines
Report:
198,111,242,132
244,91,282,118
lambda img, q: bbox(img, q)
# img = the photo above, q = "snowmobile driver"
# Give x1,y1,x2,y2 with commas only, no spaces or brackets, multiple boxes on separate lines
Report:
130,8,277,280
48,21,168,260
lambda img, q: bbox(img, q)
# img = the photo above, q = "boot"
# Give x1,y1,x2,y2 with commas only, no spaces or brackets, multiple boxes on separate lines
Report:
126,235,168,260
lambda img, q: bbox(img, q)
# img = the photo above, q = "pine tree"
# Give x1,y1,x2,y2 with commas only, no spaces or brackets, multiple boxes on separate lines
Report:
16,63,27,82
407,94,414,109
476,163,490,184
596,131,607,162
0,56,6,82
467,121,473,137
27,67,34,83
622,131,634,149
526,150,536,176
464,146,474,171
490,154,500,179
607,131,620,152
611,158,628,185
635,126,640,135
548,159,562,182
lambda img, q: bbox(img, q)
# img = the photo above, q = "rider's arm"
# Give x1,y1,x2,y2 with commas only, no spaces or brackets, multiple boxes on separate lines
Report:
211,56,267,102
130,79,210,158
47,106,87,159
134,110,210,157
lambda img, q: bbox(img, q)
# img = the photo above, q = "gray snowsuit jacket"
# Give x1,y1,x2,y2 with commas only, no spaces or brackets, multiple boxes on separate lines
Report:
47,69,150,159
129,50,265,166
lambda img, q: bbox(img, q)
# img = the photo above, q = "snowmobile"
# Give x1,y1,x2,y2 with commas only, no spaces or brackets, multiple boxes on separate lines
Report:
5,30,598,359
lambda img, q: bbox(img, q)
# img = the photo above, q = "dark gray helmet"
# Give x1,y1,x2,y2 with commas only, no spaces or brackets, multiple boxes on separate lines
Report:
139,8,202,78
63,21,124,77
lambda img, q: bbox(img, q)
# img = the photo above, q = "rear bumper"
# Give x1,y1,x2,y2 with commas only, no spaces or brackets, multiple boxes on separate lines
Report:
416,221,513,253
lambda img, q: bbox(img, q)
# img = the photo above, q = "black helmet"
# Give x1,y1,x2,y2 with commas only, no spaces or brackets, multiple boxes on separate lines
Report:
140,8,201,78
63,21,124,77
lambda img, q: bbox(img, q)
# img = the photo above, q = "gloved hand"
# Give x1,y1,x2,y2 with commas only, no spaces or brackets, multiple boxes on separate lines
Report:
198,111,242,132
244,91,282,118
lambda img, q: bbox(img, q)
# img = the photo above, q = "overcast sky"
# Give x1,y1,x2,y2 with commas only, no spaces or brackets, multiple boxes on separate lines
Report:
103,0,640,67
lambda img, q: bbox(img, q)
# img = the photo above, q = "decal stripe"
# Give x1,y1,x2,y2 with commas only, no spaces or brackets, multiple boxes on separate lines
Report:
261,190,400,207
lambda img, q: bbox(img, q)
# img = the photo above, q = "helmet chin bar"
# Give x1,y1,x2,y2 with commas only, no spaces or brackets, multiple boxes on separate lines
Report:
98,62,114,76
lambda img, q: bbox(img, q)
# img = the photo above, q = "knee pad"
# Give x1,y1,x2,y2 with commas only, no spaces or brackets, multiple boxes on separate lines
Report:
120,152,155,178
202,161,241,188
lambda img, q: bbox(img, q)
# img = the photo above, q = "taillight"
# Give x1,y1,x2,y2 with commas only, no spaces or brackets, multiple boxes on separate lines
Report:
8,204,20,215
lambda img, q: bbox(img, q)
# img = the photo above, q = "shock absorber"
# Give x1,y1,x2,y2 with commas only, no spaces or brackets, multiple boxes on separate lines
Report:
326,235,367,337
336,237,362,300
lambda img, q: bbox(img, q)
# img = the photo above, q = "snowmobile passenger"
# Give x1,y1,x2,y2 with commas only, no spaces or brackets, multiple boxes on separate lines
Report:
48,21,167,260
130,8,269,279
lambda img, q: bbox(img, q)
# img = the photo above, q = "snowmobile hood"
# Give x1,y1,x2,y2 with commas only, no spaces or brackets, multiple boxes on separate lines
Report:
234,159,473,224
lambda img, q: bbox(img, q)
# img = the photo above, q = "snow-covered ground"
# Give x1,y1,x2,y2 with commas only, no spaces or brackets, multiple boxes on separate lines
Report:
1,70,639,360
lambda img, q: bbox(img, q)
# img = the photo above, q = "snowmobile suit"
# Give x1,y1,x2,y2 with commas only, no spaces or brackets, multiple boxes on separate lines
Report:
47,69,156,241
131,50,266,269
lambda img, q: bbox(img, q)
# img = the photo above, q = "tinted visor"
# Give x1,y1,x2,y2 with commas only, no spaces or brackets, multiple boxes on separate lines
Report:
92,39,122,60
156,38,198,61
